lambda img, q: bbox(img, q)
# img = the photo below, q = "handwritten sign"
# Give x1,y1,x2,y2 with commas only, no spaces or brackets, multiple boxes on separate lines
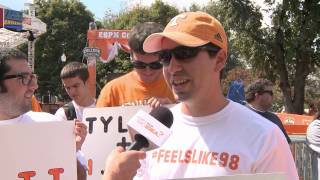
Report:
82,106,151,180
0,121,76,180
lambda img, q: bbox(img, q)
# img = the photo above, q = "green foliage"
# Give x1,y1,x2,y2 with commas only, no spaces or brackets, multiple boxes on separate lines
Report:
187,3,201,12
32,0,94,100
103,0,179,29
200,1,247,78
96,51,132,96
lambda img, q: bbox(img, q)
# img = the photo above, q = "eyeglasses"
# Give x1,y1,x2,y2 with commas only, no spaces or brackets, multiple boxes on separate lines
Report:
2,72,37,86
259,90,273,96
159,44,221,66
132,60,163,70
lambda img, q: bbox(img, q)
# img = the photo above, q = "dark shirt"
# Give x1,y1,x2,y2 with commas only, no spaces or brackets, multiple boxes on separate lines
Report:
247,105,291,144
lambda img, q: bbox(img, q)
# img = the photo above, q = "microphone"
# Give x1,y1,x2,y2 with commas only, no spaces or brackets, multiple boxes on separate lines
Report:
128,106,173,150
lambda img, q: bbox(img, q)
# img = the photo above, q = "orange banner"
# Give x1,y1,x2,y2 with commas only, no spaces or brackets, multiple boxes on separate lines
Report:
276,113,314,135
87,29,130,62
86,29,130,98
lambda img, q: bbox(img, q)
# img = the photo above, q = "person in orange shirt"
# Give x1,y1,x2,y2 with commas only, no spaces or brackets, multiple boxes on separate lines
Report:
96,22,175,108
31,95,42,112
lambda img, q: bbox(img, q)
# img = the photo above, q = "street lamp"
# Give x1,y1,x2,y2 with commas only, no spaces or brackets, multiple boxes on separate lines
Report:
61,52,66,62
61,42,66,62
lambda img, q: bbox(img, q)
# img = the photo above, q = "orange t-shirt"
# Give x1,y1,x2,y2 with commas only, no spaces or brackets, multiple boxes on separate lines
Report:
32,95,42,112
96,71,175,107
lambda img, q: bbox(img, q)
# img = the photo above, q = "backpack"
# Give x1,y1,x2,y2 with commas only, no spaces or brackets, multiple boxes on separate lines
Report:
62,101,77,120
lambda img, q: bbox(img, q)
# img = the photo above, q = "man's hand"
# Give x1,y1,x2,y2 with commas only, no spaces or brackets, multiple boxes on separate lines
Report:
147,97,174,109
102,146,146,180
74,120,87,151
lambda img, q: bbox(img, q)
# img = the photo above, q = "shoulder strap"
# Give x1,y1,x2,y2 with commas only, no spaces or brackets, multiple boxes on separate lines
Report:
62,101,76,120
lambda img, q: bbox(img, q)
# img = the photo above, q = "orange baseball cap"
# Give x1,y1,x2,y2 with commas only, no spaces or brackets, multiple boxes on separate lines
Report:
143,11,228,56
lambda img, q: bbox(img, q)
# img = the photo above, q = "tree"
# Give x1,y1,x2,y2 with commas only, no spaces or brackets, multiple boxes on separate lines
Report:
209,0,320,114
32,0,94,100
103,0,179,29
195,1,246,80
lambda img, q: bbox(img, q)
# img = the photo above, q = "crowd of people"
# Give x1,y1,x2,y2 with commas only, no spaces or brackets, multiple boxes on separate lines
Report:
3,10,320,180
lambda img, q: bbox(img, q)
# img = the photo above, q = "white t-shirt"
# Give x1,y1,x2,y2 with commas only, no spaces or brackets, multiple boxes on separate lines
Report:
0,111,57,125
307,119,320,153
306,119,320,179
55,100,96,121
134,101,298,180
54,100,95,168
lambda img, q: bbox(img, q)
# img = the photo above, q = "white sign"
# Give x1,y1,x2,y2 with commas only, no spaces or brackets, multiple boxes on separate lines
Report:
171,173,285,180
83,47,101,58
82,106,151,180
0,121,76,180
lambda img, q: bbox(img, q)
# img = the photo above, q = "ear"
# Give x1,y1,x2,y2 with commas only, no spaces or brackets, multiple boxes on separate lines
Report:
214,50,227,72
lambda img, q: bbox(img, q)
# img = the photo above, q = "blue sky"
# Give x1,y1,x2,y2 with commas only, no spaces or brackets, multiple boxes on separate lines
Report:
0,0,277,26
0,0,215,20
0,0,124,20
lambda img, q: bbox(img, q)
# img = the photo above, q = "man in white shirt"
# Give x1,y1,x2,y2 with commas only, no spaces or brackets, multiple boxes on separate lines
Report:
100,12,299,180
0,48,87,180
55,62,96,122
54,62,96,179
306,108,320,180
132,11,299,180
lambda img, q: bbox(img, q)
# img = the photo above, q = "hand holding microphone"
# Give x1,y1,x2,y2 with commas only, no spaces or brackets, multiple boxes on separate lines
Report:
101,107,174,180
102,146,146,180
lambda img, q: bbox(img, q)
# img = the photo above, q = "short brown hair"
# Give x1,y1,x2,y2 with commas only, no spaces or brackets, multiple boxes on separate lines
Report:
128,22,164,54
0,48,28,93
60,62,89,83
245,79,273,103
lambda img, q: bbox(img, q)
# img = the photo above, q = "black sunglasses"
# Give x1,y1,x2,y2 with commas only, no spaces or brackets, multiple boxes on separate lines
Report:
159,44,221,66
132,60,163,70
2,72,37,86
259,90,273,96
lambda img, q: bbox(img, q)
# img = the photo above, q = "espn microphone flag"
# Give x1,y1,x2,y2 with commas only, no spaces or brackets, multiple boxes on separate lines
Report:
128,106,173,150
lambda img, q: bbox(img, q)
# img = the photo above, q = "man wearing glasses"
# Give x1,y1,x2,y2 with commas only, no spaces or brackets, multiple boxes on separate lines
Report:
0,48,87,180
0,49,44,122
131,12,298,180
245,79,291,144
96,22,175,108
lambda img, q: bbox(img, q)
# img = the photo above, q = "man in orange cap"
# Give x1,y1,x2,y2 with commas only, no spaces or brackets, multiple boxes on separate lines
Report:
132,11,298,180
100,11,298,180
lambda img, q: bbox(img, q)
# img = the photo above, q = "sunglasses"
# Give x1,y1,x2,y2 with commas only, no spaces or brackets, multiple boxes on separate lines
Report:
2,72,37,86
159,44,221,66
132,60,163,70
259,90,273,96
